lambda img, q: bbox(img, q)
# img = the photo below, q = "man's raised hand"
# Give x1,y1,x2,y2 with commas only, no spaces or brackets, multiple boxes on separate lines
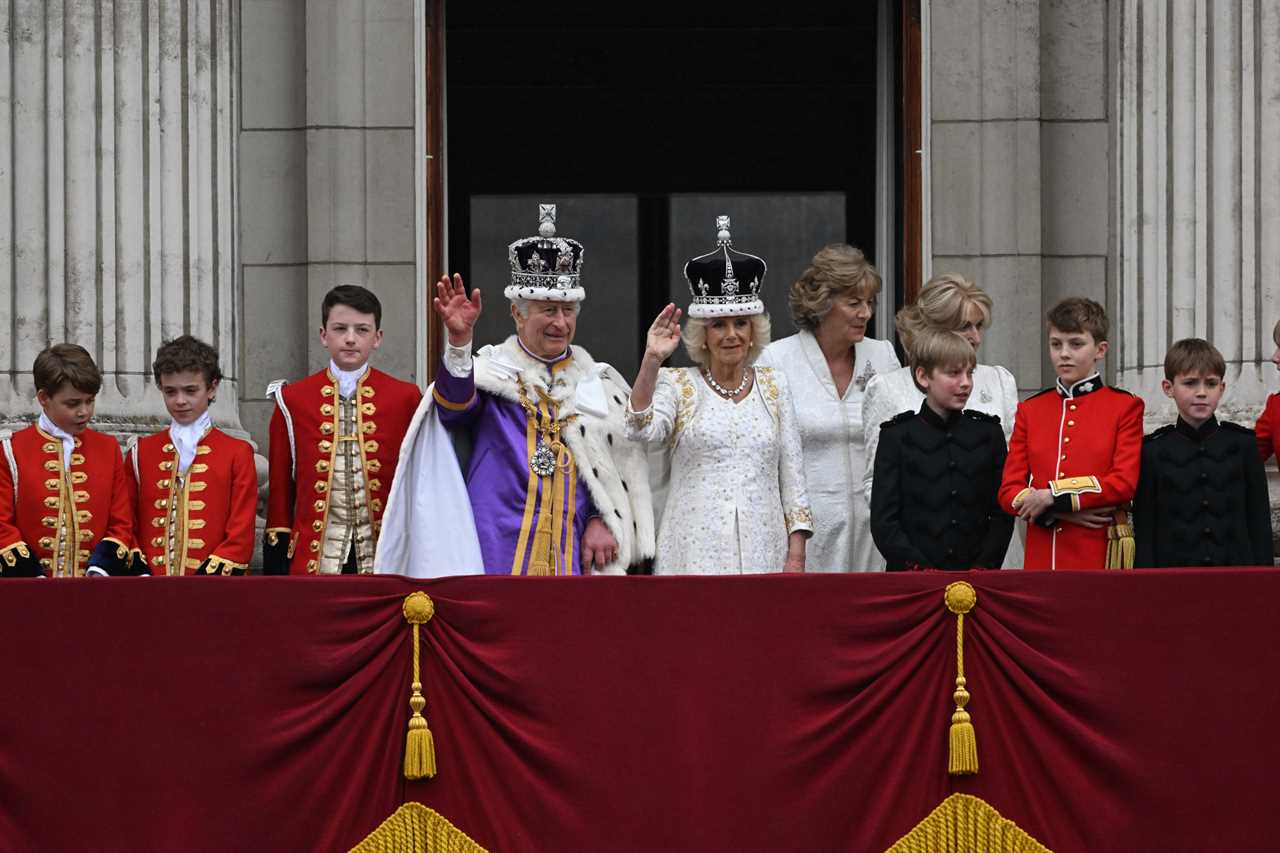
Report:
434,273,482,346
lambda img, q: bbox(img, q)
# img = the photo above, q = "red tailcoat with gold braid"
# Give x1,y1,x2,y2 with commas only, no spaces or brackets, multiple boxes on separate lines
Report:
0,425,134,577
265,367,421,574
998,375,1144,570
127,427,257,575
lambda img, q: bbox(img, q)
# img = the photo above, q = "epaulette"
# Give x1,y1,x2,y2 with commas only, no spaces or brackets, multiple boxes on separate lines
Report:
1143,424,1176,443
1027,386,1057,400
265,378,287,399
881,410,916,430
963,410,1000,425
1220,420,1256,435
1107,385,1137,396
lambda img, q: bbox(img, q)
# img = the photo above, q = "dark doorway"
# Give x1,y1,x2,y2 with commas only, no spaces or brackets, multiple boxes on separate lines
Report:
446,3,885,377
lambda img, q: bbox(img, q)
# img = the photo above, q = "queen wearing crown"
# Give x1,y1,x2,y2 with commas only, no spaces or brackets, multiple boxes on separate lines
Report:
625,217,812,574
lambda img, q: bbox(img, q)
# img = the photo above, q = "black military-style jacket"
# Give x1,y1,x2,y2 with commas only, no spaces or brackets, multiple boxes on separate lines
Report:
870,403,1014,571
1133,417,1274,568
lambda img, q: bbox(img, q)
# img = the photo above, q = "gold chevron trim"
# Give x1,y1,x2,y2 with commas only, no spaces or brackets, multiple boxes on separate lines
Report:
885,794,1052,853
349,803,486,853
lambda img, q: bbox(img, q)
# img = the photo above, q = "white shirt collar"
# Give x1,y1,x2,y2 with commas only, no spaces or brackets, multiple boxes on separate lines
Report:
169,411,212,474
329,360,370,399
37,413,76,467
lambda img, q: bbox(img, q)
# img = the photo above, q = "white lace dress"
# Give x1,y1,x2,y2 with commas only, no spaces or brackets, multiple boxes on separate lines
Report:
759,332,901,572
861,363,1025,568
624,366,812,574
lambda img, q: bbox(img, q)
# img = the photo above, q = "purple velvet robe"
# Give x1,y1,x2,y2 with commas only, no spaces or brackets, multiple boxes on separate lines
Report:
434,354,595,575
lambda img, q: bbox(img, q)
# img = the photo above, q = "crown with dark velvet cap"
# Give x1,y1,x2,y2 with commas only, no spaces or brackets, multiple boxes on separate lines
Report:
505,203,585,303
683,216,766,318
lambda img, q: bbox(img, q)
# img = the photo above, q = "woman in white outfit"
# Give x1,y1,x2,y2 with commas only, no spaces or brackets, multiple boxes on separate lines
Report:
625,216,812,575
759,244,901,572
860,273,1024,568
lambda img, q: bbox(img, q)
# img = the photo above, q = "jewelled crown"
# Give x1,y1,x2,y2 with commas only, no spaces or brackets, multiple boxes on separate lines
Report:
505,203,585,303
683,216,766,318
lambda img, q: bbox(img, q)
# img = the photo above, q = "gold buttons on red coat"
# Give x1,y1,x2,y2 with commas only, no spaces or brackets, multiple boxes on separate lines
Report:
163,443,175,453
361,403,376,416
44,460,60,471
1069,404,1078,411
73,490,88,502
361,386,375,399
368,479,382,492
320,403,335,417
154,499,169,510
309,540,320,553
366,459,382,473
43,497,59,509
321,386,335,397
370,498,383,513
70,472,87,484
363,440,379,453
316,460,330,473
361,421,377,434
314,481,328,494
312,520,324,532
1067,420,1076,427
307,559,319,573
189,500,205,510
69,454,84,465
42,442,58,453
313,499,326,513
45,478,59,491
159,460,174,471
319,440,333,454
156,479,171,489
320,422,335,435
1063,437,1071,444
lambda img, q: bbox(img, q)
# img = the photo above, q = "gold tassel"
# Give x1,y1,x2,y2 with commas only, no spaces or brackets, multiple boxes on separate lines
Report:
944,581,979,776
1106,509,1135,570
402,592,438,780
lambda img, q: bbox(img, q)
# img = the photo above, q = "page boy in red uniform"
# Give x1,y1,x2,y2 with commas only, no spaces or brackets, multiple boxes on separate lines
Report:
999,298,1144,570
0,344,135,577
264,285,422,574
127,336,257,575
1255,319,1280,466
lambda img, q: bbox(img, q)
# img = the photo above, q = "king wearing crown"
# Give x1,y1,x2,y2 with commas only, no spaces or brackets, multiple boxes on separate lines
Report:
378,204,654,576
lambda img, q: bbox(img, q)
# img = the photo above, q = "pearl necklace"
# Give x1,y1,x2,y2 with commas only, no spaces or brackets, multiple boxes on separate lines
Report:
702,366,752,399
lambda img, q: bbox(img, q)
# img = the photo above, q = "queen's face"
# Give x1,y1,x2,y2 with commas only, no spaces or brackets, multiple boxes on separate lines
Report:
705,316,753,372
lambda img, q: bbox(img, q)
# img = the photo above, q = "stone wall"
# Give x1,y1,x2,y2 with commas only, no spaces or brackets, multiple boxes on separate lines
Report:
237,0,420,454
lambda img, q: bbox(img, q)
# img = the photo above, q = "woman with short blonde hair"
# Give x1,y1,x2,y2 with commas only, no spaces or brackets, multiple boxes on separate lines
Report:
626,217,812,575
756,243,901,572
861,272,1023,568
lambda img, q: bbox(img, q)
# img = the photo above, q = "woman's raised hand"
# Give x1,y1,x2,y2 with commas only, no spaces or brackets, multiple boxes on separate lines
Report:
433,274,482,346
645,303,683,362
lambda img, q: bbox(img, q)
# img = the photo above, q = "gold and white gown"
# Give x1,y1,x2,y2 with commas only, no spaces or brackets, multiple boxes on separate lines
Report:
625,366,812,574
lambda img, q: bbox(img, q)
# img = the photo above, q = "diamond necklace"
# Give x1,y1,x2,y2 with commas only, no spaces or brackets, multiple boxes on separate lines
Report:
702,366,752,399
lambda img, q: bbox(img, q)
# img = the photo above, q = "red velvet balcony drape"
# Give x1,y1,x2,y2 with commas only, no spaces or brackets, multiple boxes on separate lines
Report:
0,571,1276,852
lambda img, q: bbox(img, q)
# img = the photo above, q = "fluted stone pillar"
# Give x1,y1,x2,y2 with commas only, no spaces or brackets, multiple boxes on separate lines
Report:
0,0,240,438
1115,0,1280,551
1115,0,1280,423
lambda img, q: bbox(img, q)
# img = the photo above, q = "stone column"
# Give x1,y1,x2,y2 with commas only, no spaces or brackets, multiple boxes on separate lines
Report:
1115,0,1280,550
1115,0,1280,423
0,0,240,438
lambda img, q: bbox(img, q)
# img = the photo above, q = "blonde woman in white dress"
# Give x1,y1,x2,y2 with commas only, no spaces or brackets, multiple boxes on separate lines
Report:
758,244,900,572
625,217,812,574
860,273,1025,568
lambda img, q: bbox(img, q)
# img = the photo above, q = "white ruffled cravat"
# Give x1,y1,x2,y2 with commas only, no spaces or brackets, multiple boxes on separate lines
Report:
329,360,370,399
38,413,75,468
169,410,212,474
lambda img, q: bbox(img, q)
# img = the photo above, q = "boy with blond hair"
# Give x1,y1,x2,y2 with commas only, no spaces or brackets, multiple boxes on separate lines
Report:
870,329,1012,571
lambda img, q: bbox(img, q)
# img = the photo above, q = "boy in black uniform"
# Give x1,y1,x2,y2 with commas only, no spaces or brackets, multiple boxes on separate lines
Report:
871,329,1013,571
1133,338,1273,567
